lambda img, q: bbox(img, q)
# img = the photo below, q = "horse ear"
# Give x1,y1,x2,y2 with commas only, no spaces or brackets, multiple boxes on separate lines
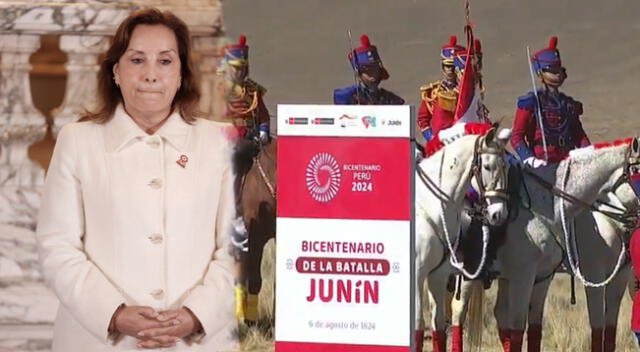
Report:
633,137,640,155
484,127,497,146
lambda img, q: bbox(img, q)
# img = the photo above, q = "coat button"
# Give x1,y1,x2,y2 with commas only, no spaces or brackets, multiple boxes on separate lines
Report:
148,233,163,244
148,178,162,189
150,289,164,299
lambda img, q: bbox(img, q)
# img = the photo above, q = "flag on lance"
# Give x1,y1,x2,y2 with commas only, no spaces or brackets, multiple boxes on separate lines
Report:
454,26,486,124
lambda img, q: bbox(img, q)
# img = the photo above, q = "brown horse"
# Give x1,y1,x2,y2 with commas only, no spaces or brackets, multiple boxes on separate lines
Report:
237,140,276,324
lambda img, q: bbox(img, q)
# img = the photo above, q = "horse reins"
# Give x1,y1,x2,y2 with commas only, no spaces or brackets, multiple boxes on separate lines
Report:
254,155,276,200
417,134,509,279
522,164,637,228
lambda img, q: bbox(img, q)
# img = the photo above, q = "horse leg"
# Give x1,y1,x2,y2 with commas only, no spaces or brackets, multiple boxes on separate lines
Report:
415,256,428,352
585,285,606,352
506,270,536,352
494,278,511,352
526,276,553,352
234,253,248,321
604,267,631,352
244,220,269,325
450,279,481,352
427,266,451,352
584,270,624,352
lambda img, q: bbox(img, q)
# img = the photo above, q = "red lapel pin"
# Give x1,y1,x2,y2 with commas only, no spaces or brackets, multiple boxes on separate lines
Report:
176,154,189,168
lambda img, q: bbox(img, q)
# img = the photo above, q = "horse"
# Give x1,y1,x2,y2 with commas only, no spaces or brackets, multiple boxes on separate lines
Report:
489,137,640,352
576,181,638,352
414,127,511,352
449,179,638,352
236,140,276,325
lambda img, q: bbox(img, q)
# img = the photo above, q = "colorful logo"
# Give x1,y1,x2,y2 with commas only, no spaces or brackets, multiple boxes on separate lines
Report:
361,116,376,128
306,153,341,202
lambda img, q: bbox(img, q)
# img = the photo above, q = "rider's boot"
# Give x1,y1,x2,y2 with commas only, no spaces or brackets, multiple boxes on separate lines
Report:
604,326,616,352
414,329,424,352
509,330,524,352
451,325,463,352
432,330,447,352
499,329,511,352
526,324,542,352
591,327,604,352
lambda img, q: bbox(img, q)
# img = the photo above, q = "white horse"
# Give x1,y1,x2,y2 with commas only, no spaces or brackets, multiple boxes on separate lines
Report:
575,181,638,352
415,127,511,352
491,138,640,352
448,180,638,352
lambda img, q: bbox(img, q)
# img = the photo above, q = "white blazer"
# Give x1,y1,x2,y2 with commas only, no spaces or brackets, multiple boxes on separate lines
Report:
36,105,239,351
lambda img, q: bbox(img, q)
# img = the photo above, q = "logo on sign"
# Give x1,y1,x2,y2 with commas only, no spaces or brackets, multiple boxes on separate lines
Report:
286,117,309,125
306,153,341,202
361,116,376,128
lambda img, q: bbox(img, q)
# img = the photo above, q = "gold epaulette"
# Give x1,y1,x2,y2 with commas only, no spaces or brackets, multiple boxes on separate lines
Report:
246,78,267,96
419,81,440,102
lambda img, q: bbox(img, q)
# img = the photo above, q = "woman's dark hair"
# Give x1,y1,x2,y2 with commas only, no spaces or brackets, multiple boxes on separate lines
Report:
81,8,201,123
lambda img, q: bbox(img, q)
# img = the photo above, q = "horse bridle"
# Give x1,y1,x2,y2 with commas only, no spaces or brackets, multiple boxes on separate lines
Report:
416,134,509,208
470,135,509,204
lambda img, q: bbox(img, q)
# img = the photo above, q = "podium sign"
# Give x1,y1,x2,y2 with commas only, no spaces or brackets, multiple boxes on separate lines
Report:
275,105,414,352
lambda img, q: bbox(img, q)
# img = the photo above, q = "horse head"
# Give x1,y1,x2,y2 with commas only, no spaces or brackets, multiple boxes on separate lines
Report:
471,127,511,226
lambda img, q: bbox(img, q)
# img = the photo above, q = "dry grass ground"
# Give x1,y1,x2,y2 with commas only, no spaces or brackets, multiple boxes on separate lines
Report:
239,239,638,351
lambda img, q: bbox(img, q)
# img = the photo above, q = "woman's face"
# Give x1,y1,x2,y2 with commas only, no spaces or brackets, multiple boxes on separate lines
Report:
113,24,182,119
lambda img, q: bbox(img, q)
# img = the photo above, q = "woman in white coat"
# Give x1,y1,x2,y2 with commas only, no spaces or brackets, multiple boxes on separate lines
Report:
36,8,238,351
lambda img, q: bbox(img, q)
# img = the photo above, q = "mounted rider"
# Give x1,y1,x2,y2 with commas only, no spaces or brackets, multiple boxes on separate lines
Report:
511,36,591,167
333,34,405,105
417,35,490,147
415,31,504,352
218,35,270,224
218,34,270,323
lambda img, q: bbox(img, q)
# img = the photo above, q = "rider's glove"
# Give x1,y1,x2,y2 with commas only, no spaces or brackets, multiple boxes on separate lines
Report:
523,157,547,168
422,128,433,142
258,124,270,144
438,123,466,144
259,130,269,144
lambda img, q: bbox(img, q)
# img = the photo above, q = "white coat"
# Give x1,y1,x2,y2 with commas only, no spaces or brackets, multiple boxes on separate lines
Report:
36,105,239,351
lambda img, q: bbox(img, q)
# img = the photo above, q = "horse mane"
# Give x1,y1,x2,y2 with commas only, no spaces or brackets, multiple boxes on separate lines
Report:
565,137,633,161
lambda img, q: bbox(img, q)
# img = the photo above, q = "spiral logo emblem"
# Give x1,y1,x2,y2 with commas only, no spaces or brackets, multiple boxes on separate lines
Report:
306,153,341,203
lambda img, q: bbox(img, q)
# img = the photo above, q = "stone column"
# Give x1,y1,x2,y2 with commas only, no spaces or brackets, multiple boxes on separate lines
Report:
0,34,47,188
52,35,109,134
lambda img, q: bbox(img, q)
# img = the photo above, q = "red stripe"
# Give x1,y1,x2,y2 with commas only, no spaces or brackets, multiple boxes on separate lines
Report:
276,341,410,352
593,138,633,150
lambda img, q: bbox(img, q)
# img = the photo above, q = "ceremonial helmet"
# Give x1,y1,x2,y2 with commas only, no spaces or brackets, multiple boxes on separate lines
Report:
223,35,249,67
531,36,562,73
348,34,390,80
441,35,466,67
454,39,482,72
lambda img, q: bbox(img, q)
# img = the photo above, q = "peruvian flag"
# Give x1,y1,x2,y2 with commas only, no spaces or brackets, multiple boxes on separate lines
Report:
454,26,480,123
